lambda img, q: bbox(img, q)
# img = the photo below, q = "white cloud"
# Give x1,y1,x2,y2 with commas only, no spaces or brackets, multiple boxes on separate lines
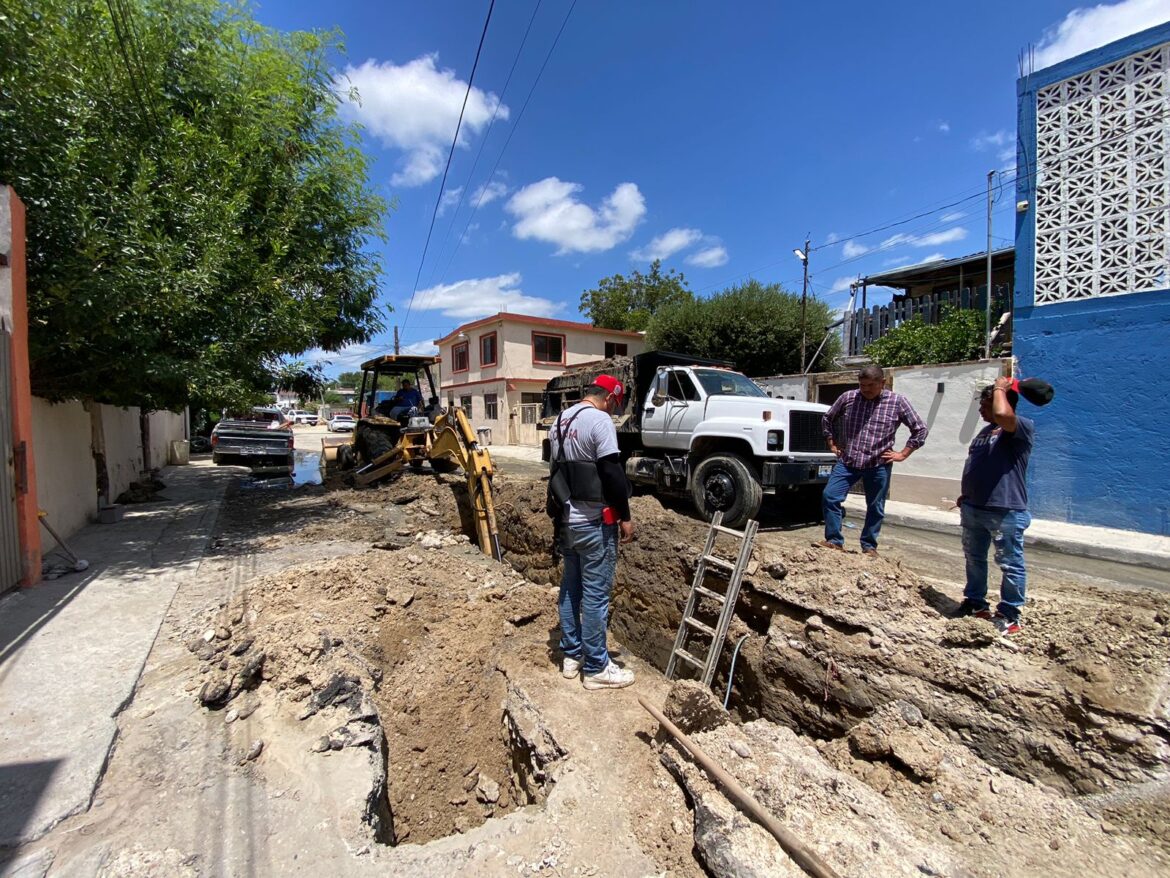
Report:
938,121,951,133
438,186,463,217
881,227,968,248
471,179,509,208
971,129,1012,152
842,240,870,258
632,227,703,261
506,178,646,254
408,272,559,320
824,232,841,244
687,245,729,268
883,256,913,267
940,211,967,222
829,276,856,293
401,340,439,356
301,342,383,371
1034,0,1170,70
921,252,946,263
338,55,508,187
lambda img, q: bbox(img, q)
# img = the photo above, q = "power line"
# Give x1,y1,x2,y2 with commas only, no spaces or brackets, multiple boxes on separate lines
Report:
400,0,497,336
425,0,545,291
436,0,578,287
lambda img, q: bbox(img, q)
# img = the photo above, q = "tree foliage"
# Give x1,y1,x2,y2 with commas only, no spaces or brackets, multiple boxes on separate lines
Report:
864,308,987,368
0,0,388,410
336,370,364,388
646,280,839,377
579,259,692,331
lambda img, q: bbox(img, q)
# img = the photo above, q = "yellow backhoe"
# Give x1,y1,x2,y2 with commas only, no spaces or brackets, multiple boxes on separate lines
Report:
324,354,502,561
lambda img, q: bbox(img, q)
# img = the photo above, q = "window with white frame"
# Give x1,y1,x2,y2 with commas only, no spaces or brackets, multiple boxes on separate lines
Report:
1033,43,1170,305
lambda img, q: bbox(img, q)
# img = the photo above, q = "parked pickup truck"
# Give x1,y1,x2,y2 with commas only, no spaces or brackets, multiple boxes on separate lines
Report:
211,407,294,472
539,352,836,528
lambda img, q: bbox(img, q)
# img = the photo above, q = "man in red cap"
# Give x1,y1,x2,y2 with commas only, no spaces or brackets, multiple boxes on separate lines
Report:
547,374,635,689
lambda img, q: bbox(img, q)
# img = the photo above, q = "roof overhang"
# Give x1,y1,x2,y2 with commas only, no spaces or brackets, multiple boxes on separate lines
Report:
862,247,1014,290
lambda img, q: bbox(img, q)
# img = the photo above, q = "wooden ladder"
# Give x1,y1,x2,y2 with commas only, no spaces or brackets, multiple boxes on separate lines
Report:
666,511,759,687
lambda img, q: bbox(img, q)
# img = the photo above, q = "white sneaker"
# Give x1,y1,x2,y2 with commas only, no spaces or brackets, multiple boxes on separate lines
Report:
582,661,635,690
561,657,581,679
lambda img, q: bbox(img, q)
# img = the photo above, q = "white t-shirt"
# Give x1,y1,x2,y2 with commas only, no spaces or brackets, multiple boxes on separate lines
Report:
548,402,619,526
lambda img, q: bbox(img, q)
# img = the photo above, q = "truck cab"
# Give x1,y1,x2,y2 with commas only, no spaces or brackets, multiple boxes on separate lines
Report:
540,352,836,527
630,364,836,525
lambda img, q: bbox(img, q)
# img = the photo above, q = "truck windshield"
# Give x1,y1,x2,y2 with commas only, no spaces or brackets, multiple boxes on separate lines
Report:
693,369,768,398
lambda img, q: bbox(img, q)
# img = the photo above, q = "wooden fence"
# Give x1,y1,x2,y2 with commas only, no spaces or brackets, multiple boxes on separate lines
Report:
846,284,1012,356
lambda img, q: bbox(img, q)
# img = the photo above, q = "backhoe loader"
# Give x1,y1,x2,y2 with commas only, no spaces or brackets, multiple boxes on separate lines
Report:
326,354,502,561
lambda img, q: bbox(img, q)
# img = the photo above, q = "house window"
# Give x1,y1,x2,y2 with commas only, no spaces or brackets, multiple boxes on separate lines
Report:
532,332,565,365
604,342,628,358
459,395,473,418
452,342,469,373
484,392,499,420
480,332,498,367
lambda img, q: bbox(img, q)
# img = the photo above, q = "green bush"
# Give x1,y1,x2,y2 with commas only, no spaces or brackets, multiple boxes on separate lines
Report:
865,308,987,367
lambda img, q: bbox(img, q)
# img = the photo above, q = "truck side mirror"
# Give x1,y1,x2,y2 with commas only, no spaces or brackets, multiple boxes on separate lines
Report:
651,372,668,406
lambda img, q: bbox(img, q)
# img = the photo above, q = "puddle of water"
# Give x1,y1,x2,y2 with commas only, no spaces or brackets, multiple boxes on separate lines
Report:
293,450,323,486
242,451,322,489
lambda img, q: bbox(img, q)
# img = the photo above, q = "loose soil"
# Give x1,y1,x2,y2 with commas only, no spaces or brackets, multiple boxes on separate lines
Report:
21,459,1170,876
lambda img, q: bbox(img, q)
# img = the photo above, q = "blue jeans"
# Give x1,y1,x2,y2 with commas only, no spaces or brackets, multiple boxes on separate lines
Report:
961,505,1030,621
558,522,619,674
822,462,892,550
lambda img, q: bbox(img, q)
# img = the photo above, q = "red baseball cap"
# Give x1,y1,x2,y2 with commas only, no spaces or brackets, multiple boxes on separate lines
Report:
593,374,625,406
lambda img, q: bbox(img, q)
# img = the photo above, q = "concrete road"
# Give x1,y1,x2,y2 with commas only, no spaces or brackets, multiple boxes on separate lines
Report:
765,516,1170,596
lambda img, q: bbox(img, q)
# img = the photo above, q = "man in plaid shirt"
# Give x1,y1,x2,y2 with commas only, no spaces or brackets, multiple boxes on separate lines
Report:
818,365,928,556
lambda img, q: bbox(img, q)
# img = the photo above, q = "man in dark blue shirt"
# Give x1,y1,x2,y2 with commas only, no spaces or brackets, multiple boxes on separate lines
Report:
952,376,1034,636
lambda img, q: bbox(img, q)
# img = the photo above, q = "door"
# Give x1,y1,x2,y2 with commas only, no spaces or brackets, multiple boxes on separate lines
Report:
641,369,705,451
0,330,22,592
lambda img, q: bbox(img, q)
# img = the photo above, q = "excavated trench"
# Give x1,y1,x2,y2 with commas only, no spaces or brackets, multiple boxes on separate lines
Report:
473,475,1170,799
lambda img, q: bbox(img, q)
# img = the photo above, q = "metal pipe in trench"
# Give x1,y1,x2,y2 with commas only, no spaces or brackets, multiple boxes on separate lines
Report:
638,695,842,878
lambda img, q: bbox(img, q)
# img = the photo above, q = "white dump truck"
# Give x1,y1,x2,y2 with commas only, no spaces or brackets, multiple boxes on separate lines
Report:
539,352,837,528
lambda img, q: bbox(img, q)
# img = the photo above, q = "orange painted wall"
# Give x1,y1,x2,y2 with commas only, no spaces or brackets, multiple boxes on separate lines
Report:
6,187,41,585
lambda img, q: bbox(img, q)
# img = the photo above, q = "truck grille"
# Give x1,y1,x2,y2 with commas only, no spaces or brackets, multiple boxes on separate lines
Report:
788,410,828,452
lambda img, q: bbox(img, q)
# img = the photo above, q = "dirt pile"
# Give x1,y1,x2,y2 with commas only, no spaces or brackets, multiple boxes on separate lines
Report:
178,464,1170,873
658,682,1168,877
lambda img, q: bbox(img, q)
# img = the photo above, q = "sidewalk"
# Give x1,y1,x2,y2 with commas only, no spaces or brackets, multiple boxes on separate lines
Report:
0,463,234,848
846,495,1170,571
483,442,543,463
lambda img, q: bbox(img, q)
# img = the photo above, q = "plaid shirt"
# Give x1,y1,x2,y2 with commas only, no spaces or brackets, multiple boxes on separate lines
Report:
822,389,928,469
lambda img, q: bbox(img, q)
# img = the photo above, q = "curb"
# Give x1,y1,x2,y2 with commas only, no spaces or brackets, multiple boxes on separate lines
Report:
844,498,1170,572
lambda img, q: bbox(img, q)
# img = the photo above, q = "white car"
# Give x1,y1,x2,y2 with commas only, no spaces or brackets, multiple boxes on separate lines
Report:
293,410,319,425
328,414,356,432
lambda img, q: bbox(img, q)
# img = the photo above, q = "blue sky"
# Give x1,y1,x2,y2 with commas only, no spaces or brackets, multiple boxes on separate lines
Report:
254,0,1170,374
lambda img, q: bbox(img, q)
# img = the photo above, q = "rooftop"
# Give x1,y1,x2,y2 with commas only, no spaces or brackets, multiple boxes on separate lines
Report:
862,247,1014,290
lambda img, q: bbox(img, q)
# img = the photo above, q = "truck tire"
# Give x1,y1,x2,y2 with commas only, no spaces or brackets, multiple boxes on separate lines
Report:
357,425,395,465
691,453,763,529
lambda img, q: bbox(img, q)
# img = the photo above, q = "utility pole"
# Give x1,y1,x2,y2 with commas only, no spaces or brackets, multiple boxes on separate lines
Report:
798,237,810,372
985,171,994,360
393,325,400,355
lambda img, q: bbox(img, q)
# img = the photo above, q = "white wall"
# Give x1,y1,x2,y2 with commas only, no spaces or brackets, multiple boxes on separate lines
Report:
147,409,187,467
100,405,142,505
888,361,1008,507
757,376,809,401
30,399,187,545
29,398,96,548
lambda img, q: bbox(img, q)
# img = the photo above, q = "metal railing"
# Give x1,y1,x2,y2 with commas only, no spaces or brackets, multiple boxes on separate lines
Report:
846,284,1012,356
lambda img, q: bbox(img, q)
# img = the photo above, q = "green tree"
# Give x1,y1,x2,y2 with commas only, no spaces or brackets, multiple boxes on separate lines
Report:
336,371,365,388
646,280,839,377
579,259,692,331
865,308,987,367
0,0,388,411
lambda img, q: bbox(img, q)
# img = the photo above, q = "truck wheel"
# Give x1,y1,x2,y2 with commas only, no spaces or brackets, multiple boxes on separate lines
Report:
357,425,395,464
691,453,763,529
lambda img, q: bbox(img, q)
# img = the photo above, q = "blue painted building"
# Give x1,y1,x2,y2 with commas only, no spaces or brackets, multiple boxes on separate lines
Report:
1015,23,1170,535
